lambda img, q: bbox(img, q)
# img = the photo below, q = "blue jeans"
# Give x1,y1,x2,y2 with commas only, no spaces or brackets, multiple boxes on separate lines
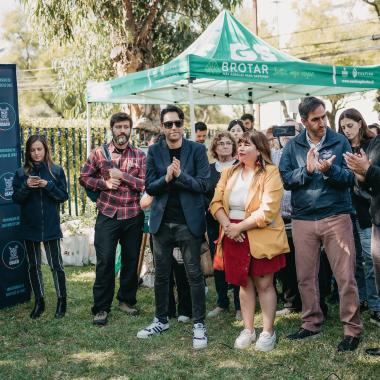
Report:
356,221,380,312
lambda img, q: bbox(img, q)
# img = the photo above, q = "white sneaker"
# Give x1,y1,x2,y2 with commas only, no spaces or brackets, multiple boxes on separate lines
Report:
137,317,169,339
234,329,256,349
193,323,208,349
207,307,226,318
255,331,276,352
178,315,191,323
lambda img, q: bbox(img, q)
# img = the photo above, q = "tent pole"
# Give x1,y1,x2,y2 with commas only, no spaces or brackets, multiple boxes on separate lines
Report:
188,78,196,141
86,102,91,157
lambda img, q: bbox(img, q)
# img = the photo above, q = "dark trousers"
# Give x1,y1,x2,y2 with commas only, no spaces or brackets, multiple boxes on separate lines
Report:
207,219,240,311
25,239,66,299
168,258,192,318
92,211,144,314
153,223,205,323
276,231,302,311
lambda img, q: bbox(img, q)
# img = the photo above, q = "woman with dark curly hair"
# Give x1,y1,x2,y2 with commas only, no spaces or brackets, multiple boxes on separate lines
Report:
205,131,240,320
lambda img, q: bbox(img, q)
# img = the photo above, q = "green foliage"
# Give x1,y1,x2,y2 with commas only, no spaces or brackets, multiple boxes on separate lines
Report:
20,0,243,118
1,265,380,379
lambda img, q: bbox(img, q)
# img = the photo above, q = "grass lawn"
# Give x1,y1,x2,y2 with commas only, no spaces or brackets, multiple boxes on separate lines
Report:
0,265,379,380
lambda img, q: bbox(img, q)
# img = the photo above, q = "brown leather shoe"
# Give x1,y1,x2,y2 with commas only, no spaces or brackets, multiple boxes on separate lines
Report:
119,302,138,315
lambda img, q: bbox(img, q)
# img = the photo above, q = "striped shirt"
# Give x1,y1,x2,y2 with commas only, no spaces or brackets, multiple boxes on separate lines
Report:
79,141,146,220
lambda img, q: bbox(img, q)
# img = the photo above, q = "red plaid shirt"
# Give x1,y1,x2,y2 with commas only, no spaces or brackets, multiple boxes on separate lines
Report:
79,141,146,220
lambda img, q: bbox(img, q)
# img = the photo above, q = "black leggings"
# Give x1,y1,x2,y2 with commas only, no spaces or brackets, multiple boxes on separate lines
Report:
24,239,66,299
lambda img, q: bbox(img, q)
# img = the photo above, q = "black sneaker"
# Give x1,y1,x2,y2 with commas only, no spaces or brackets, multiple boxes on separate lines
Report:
337,336,360,352
93,311,108,326
287,328,320,340
370,311,380,327
365,347,380,356
360,300,369,312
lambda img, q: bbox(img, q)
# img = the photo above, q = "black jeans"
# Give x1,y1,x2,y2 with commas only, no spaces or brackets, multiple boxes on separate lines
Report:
276,231,302,311
168,258,192,318
207,219,240,311
25,239,66,299
153,223,205,323
92,211,144,314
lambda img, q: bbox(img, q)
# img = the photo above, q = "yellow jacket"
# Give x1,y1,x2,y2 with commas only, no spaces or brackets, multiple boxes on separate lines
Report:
209,163,289,260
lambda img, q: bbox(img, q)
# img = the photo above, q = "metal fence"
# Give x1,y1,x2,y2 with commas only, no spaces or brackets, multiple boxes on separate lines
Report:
20,120,108,217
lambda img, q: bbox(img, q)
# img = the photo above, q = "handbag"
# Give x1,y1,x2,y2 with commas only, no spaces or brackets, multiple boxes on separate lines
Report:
200,236,214,277
85,144,113,202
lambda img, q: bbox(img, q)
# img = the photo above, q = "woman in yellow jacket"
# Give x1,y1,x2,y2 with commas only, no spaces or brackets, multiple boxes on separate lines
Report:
210,132,289,351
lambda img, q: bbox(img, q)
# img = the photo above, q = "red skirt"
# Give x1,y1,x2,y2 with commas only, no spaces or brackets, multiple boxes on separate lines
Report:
222,232,286,287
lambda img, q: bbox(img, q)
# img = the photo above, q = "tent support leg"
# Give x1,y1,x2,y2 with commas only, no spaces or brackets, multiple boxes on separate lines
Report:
188,79,196,141
86,102,91,157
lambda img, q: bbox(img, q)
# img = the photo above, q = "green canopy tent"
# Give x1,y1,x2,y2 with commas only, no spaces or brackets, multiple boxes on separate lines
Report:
86,10,380,154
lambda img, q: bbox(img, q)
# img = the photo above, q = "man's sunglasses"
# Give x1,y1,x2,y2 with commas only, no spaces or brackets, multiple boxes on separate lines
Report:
163,120,183,129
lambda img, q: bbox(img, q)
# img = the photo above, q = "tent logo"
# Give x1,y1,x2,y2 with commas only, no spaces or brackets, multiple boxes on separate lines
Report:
205,60,220,74
342,67,348,77
0,172,14,201
0,103,16,132
2,241,25,270
230,43,278,62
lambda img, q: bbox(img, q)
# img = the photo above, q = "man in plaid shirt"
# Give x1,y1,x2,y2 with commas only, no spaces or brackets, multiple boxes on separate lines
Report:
80,112,146,326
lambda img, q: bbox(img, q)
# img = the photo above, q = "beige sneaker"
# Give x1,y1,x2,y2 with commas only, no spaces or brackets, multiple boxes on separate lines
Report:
119,302,138,315
234,328,256,349
207,306,227,318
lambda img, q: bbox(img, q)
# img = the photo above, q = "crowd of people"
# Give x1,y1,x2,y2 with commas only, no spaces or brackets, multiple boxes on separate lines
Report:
12,96,380,355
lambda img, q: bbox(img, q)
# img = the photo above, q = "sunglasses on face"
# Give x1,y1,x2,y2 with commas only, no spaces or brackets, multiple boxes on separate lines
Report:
163,120,183,129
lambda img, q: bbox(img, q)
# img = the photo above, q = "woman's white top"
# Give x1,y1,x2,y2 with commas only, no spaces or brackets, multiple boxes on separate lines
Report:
228,168,254,220
215,159,237,172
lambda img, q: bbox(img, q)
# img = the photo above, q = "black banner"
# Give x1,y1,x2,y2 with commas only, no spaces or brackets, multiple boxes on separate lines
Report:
0,64,30,308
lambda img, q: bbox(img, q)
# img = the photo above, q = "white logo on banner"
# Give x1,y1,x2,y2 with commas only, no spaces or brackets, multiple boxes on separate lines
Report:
230,43,277,62
0,102,16,132
0,172,14,200
2,241,25,270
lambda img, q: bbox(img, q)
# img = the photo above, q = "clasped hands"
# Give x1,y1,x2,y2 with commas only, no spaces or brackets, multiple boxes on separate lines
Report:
343,149,371,182
223,222,245,243
306,148,336,174
165,157,181,183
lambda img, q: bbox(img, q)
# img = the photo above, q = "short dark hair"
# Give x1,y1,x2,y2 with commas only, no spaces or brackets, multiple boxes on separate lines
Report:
195,121,207,132
368,123,380,135
298,96,325,120
110,112,133,128
241,113,254,122
227,119,245,132
160,105,184,123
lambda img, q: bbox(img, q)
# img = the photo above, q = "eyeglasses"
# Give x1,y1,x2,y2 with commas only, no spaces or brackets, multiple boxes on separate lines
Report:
163,120,183,129
217,141,233,146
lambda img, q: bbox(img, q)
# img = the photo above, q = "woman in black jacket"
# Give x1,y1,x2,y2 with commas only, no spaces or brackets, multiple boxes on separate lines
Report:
344,135,380,356
12,135,68,319
339,108,379,324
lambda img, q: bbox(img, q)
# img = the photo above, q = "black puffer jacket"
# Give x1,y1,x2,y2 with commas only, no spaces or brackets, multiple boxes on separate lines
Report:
365,136,380,226
12,162,68,241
